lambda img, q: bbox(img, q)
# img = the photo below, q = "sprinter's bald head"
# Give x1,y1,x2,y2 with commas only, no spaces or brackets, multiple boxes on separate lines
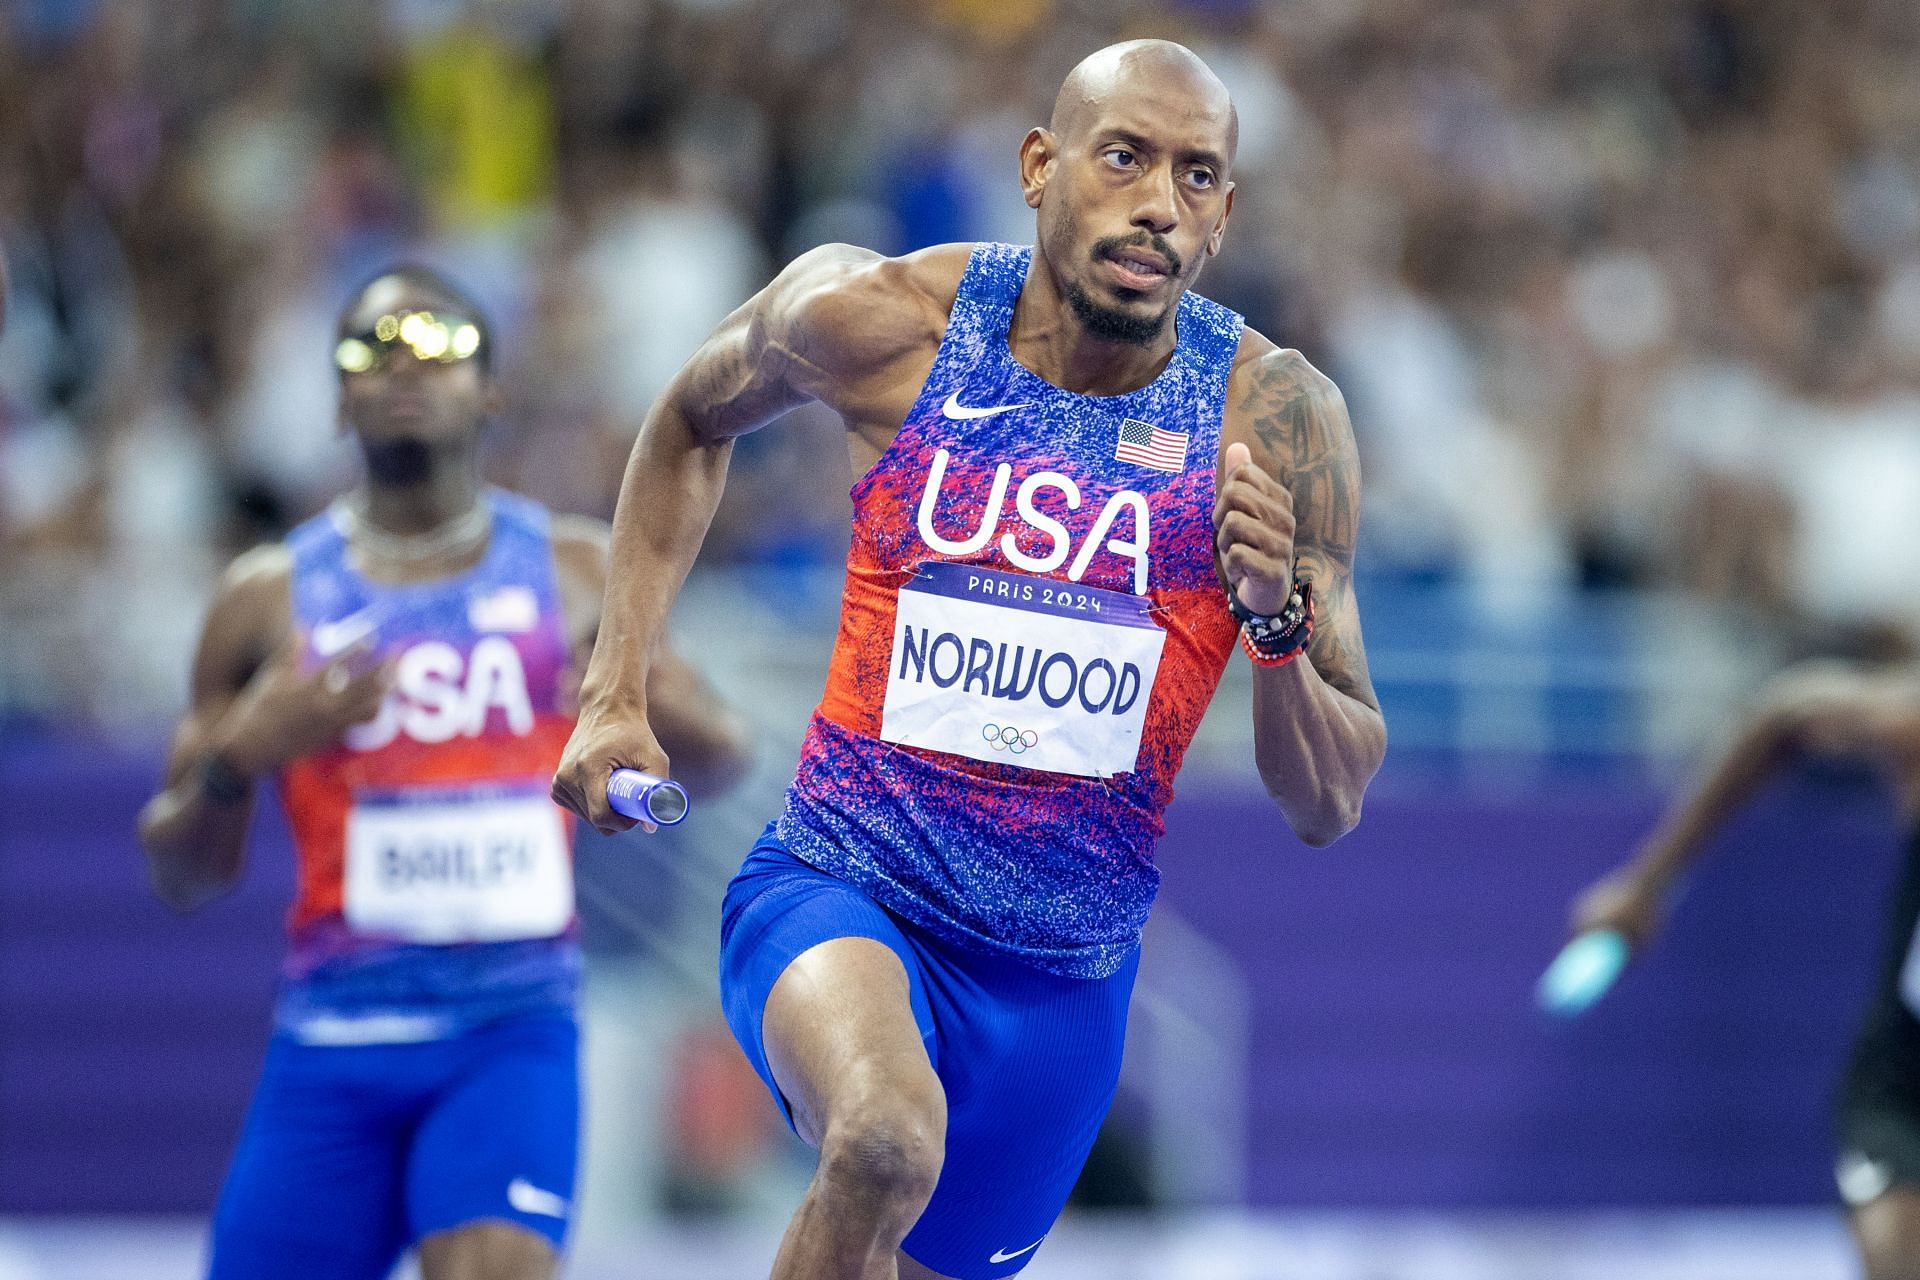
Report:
1020,40,1239,346
1050,40,1237,163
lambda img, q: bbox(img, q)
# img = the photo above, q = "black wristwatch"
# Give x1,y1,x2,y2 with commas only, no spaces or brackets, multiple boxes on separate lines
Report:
199,751,253,806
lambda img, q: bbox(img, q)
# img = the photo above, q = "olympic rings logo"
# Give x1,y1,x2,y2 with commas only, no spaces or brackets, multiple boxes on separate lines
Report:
982,723,1039,754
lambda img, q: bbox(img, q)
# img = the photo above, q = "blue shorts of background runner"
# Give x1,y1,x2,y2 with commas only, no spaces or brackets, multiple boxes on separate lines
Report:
720,822,1139,1280
206,1012,578,1280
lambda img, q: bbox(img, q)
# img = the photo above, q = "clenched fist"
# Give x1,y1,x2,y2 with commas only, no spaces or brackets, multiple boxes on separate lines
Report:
550,700,671,835
1213,440,1295,616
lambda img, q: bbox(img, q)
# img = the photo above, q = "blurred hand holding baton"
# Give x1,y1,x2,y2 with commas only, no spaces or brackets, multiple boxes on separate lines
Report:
1537,929,1631,1018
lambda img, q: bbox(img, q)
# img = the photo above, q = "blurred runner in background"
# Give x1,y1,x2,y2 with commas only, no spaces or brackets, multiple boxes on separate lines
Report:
1572,659,1920,1280
137,264,748,1280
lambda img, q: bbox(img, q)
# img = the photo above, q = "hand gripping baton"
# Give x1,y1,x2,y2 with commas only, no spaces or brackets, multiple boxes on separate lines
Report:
1536,929,1630,1018
606,768,690,827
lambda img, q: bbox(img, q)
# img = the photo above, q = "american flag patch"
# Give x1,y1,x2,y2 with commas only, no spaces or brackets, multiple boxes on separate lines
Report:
1114,418,1189,473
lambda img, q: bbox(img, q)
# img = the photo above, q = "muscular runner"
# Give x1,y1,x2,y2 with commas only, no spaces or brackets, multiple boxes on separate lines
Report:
138,265,746,1280
1571,660,1920,1280
553,40,1387,1280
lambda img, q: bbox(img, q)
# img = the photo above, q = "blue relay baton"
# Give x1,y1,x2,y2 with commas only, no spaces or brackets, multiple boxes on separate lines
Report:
1536,929,1631,1018
606,768,690,827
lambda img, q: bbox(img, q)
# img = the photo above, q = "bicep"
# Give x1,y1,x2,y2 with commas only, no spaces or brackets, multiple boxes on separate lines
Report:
1296,426,1375,709
1238,355,1374,709
669,301,814,444
1232,348,1362,584
670,243,885,444
164,554,285,782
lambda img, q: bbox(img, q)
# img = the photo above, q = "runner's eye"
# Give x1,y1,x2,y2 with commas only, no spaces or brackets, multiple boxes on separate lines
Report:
1186,168,1216,190
1102,148,1138,170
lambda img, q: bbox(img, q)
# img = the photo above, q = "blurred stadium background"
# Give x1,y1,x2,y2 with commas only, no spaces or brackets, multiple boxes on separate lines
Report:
4,0,1920,1275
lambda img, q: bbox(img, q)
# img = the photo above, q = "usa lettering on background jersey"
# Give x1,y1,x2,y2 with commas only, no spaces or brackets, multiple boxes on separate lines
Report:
276,489,577,948
345,637,536,751
259,489,588,1045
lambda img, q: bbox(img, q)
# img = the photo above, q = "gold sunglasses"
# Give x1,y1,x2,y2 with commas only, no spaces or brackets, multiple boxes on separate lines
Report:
335,310,484,373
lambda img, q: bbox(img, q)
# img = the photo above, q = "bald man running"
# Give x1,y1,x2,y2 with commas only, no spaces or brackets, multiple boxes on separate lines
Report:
553,41,1387,1280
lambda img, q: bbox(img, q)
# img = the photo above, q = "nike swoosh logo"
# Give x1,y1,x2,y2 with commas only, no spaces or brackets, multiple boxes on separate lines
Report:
507,1177,570,1219
989,1238,1045,1264
310,607,383,657
942,391,1031,420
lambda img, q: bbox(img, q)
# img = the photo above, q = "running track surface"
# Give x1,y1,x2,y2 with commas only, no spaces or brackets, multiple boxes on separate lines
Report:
0,1211,1861,1280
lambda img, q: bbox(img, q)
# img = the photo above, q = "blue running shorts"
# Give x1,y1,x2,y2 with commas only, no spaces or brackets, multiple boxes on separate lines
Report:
720,823,1139,1279
206,1012,578,1279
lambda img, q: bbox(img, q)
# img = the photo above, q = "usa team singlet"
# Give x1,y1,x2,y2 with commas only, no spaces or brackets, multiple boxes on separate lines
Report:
777,242,1245,980
274,489,581,1041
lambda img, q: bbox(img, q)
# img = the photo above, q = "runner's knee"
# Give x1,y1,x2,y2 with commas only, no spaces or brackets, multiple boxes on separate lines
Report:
818,1081,945,1213
418,1221,557,1280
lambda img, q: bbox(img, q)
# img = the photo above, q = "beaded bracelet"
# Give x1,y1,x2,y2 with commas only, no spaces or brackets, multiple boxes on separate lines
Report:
1228,578,1314,668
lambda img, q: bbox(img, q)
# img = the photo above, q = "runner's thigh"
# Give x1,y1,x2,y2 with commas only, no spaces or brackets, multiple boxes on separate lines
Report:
207,1038,410,1280
406,1014,580,1253
899,942,1140,1279
719,829,943,1147
764,935,945,1148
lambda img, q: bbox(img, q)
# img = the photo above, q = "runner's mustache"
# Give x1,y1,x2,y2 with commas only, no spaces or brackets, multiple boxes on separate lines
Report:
1092,235,1181,276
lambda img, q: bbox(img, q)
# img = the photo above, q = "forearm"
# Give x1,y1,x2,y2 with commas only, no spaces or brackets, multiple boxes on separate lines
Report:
1251,654,1387,846
579,400,734,714
1626,716,1793,892
138,740,255,910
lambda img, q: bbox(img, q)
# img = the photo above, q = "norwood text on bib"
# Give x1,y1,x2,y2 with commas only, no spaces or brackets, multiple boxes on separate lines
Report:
880,563,1165,778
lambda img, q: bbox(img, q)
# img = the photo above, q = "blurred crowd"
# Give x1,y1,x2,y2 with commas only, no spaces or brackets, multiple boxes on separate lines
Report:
3,0,1919,726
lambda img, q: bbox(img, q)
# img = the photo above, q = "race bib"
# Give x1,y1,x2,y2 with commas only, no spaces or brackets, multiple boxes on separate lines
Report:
344,782,572,944
880,563,1166,778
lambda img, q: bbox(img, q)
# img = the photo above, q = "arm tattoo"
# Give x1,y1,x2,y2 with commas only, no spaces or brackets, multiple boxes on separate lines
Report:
1235,351,1377,710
